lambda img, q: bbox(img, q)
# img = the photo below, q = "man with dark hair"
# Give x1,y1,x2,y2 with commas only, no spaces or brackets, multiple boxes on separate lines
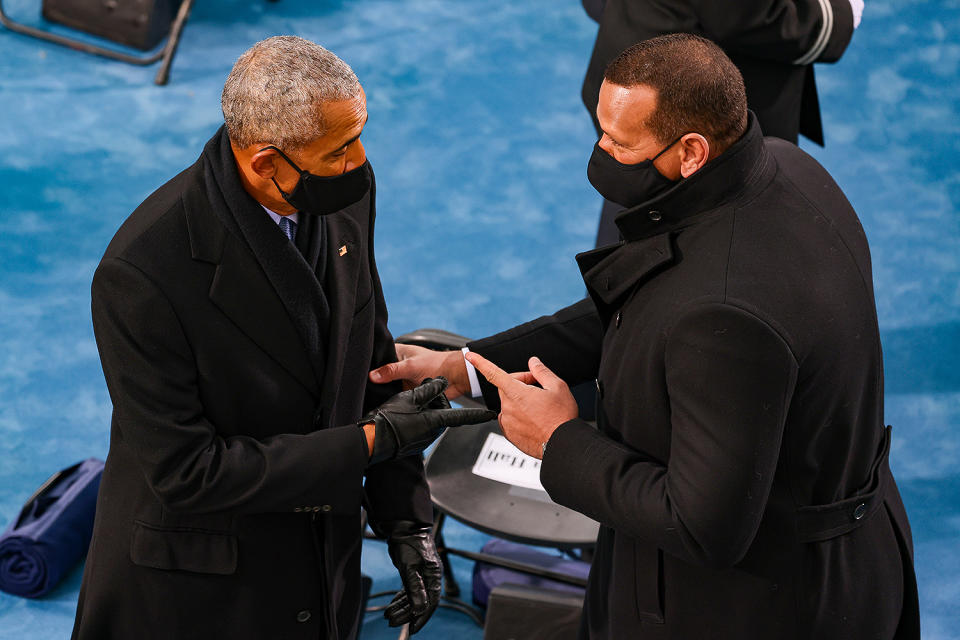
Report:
71,36,492,640
582,0,862,146
602,33,748,152
372,33,919,639
583,0,863,246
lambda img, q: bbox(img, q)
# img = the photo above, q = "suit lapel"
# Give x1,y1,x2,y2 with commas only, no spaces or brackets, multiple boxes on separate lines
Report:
184,187,320,397
317,199,364,417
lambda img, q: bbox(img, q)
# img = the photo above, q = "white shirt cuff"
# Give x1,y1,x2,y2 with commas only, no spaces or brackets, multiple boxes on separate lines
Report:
461,347,483,398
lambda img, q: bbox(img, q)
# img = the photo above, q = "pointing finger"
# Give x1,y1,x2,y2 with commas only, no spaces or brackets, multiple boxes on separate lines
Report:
463,352,519,393
437,407,497,428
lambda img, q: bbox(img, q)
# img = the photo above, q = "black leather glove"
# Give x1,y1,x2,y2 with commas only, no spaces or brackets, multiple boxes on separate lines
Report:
378,520,443,634
363,377,495,464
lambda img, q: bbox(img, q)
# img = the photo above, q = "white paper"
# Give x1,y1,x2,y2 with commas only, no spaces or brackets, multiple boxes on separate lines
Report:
471,432,545,492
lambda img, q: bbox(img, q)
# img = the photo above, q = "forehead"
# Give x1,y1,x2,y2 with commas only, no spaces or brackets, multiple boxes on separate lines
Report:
597,81,657,140
303,90,366,153
319,90,366,132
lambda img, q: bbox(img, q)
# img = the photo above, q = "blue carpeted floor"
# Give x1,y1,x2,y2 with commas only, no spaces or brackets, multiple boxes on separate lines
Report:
0,0,957,638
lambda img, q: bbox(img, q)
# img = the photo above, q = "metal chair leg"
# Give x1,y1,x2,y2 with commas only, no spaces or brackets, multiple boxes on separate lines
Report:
0,0,194,85
433,511,463,598
153,0,194,85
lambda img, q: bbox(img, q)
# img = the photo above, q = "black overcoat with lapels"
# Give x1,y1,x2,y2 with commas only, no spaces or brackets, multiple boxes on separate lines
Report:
72,127,432,640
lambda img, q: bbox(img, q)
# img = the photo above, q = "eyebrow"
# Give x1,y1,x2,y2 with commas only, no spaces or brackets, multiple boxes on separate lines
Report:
333,114,369,153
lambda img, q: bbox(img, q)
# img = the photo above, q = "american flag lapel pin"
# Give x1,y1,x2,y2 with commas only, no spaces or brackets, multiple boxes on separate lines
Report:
338,245,348,257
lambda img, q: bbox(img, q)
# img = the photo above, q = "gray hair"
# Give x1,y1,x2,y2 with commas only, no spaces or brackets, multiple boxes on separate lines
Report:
221,36,362,150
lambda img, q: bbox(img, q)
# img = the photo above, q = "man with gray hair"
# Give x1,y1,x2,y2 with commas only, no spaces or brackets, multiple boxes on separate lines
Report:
71,36,492,640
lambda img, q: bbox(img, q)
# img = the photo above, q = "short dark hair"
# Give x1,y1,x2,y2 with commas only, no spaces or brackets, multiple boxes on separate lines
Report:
604,33,748,152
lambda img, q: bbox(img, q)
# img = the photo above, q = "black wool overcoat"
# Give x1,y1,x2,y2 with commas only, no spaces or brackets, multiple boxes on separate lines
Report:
72,128,432,640
471,115,920,639
583,0,855,145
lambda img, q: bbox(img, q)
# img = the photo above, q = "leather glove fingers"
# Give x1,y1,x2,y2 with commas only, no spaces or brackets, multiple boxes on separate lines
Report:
410,376,448,408
384,590,413,627
387,406,497,457
384,589,435,634
367,377,495,463
400,563,429,615
384,528,443,634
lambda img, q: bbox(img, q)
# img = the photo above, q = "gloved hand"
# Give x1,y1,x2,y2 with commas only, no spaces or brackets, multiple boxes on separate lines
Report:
363,377,495,464
378,520,443,634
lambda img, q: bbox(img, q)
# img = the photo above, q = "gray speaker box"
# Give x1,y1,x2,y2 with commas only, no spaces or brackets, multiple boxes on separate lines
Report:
41,0,181,50
483,583,584,640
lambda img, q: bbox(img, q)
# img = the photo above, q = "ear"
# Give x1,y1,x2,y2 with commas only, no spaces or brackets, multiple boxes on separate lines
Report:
249,148,281,180
677,133,710,178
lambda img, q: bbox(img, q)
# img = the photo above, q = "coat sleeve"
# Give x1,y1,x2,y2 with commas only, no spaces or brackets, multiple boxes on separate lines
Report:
467,297,604,410
360,201,434,529
692,0,854,65
540,302,798,568
92,256,370,516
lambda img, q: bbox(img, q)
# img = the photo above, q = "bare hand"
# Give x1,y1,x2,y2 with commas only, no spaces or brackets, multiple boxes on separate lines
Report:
370,344,471,399
463,353,578,459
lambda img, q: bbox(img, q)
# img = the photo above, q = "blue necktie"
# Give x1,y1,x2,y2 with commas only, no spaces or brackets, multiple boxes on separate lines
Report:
278,216,297,242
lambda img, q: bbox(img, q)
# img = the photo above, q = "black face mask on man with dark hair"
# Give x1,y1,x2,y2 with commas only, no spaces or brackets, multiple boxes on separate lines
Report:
260,145,372,216
586,135,683,209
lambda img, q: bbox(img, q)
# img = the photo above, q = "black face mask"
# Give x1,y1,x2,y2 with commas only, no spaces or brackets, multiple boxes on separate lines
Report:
260,145,372,216
586,136,683,208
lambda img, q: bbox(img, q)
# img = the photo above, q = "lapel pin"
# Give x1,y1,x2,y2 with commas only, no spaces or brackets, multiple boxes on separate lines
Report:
338,245,348,257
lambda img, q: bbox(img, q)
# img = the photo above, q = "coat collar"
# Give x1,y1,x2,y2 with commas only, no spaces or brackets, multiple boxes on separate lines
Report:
184,126,366,410
577,233,674,306
577,113,774,308
614,111,773,242
181,145,321,398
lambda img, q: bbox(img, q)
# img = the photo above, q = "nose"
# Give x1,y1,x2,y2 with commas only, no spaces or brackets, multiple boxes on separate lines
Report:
597,134,614,155
344,140,366,172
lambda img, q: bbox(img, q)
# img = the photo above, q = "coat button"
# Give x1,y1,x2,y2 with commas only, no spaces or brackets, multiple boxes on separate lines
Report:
853,503,867,520
322,504,332,512
294,507,302,513
648,210,662,221
296,609,311,623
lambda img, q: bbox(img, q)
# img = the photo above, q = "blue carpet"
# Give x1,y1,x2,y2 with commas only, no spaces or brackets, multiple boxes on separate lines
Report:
0,0,957,637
